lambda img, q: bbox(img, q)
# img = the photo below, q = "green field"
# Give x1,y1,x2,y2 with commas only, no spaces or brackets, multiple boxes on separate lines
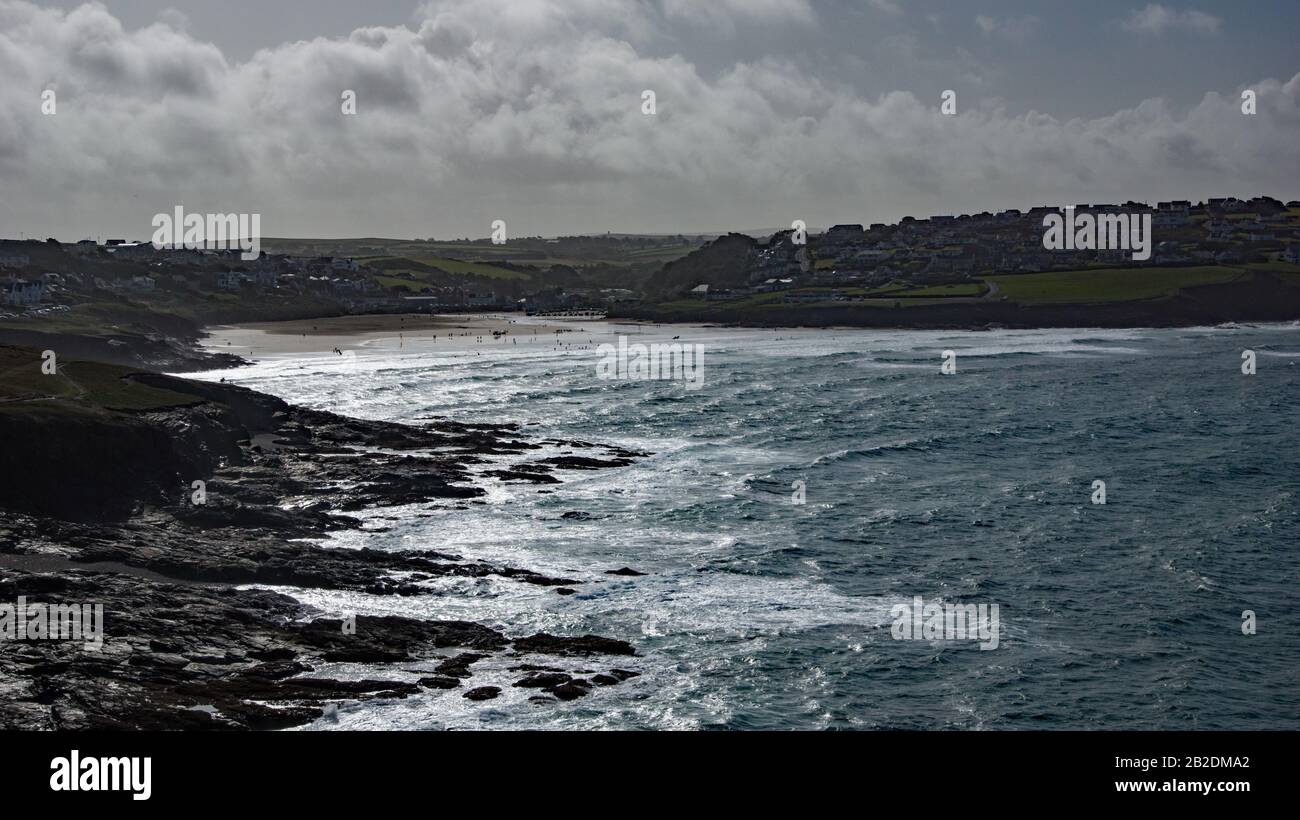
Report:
372,275,428,292
982,266,1245,304
623,244,697,263
412,256,530,279
366,255,530,280
639,265,1266,318
506,257,627,268
886,282,987,298
646,289,978,314
1249,260,1300,277
0,346,202,412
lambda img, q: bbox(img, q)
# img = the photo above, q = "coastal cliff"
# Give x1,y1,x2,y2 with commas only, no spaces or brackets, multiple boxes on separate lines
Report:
0,345,643,729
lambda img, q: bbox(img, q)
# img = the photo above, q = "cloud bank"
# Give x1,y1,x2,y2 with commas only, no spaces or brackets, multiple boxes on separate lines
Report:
1121,4,1222,36
0,0,1295,239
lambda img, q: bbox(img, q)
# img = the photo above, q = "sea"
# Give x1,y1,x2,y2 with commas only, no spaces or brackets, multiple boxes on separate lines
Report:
189,318,1300,730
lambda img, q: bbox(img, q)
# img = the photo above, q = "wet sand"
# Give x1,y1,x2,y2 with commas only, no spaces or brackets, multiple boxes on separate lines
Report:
202,313,587,355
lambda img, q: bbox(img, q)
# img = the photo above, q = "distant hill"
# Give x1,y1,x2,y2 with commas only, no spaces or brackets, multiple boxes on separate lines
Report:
645,233,758,297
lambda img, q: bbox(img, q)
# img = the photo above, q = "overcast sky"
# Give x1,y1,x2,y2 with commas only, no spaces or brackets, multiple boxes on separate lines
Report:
1,0,1297,240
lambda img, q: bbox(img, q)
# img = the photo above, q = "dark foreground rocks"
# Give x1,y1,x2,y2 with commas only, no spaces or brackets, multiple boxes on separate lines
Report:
0,353,646,729
512,668,640,702
0,569,641,730
512,633,636,657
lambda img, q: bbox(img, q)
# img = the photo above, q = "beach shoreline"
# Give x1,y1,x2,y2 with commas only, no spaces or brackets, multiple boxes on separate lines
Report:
202,312,619,356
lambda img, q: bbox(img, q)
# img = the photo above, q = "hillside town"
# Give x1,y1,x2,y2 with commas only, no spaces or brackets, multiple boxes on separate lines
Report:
2,195,1298,322
0,231,694,322
663,195,1300,302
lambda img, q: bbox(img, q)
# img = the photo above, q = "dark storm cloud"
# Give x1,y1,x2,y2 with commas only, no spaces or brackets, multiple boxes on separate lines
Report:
1,0,1296,240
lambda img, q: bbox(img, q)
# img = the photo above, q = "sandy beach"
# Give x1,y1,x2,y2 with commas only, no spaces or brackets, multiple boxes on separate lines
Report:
201,312,607,356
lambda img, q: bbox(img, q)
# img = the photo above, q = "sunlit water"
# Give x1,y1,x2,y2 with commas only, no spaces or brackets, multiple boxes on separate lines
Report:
187,318,1300,730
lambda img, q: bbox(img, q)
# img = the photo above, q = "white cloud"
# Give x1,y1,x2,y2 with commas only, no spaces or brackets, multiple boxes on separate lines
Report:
975,15,1040,41
0,0,1294,240
1121,4,1221,35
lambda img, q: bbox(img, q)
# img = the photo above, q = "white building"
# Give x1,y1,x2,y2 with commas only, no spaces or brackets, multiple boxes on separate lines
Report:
2,275,45,306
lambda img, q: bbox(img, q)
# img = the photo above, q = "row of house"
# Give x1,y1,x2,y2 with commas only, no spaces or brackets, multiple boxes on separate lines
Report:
680,195,1300,300
215,269,281,290
2,275,46,307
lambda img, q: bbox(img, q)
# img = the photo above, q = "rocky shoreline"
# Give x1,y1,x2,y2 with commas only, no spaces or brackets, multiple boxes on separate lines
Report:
0,347,647,729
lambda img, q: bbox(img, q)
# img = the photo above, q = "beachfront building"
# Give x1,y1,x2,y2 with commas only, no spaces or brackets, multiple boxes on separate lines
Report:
2,275,46,306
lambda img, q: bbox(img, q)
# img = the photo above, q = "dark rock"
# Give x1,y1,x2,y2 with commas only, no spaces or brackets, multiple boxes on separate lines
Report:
513,633,636,657
551,680,594,701
484,469,559,484
533,456,635,470
605,567,647,576
246,661,312,679
320,649,409,663
287,679,420,697
508,664,565,673
248,648,297,661
433,652,486,679
418,676,461,690
513,672,573,689
463,686,501,701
